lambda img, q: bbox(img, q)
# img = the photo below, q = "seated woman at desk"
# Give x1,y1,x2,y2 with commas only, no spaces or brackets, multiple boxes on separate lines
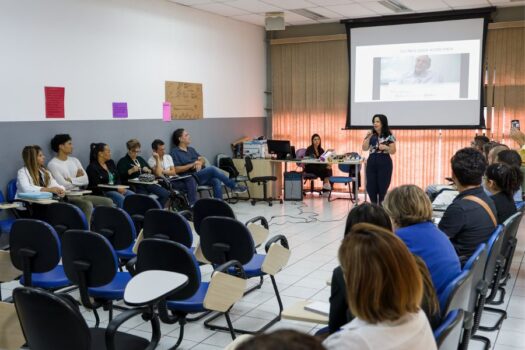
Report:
116,139,170,208
16,145,66,218
304,134,333,191
86,143,134,208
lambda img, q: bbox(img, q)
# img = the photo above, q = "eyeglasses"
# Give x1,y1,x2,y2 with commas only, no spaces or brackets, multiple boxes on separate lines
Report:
131,149,141,154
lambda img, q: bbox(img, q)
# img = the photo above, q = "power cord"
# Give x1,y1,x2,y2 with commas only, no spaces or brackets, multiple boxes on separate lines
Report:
268,200,351,226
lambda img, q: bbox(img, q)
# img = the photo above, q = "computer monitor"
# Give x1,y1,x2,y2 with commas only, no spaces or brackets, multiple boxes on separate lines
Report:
267,140,291,160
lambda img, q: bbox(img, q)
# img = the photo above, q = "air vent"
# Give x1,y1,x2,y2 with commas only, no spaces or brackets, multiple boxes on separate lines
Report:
378,0,412,13
289,8,328,21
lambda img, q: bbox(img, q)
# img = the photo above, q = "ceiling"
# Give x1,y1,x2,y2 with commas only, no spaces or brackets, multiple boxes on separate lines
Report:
167,0,525,27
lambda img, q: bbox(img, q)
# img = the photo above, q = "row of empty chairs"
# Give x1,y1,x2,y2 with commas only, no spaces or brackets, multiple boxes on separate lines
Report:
0,195,291,349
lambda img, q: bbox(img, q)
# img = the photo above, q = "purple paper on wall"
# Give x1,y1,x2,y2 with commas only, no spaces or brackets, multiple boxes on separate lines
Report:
112,102,128,118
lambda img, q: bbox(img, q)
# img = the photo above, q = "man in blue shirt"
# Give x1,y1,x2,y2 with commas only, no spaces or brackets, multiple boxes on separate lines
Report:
171,128,246,200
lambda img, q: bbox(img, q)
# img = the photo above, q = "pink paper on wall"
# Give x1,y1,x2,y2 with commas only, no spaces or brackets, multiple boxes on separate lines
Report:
163,102,171,122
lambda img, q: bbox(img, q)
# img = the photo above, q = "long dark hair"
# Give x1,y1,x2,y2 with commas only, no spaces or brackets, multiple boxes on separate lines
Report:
486,163,522,197
310,133,321,150
372,114,392,138
89,143,107,164
172,128,184,147
344,203,392,236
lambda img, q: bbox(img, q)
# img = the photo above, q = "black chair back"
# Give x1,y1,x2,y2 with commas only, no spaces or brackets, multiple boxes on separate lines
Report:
499,212,523,283
435,309,465,350
91,206,136,250
123,194,162,232
9,219,61,286
13,287,90,350
143,209,193,248
62,230,117,288
200,216,254,265
192,198,235,235
244,156,254,178
46,202,88,239
136,239,200,300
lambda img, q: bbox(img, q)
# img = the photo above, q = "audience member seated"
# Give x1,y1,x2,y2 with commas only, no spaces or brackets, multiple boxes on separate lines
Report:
383,185,461,298
438,147,497,264
471,134,490,154
147,139,198,205
496,149,524,201
116,139,170,207
328,203,440,333
47,134,113,223
485,163,519,224
170,128,246,199
16,145,65,218
304,134,333,191
323,223,437,350
486,143,509,165
233,329,326,350
86,143,134,208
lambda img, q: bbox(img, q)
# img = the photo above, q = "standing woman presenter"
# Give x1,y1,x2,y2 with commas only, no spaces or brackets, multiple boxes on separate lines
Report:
362,114,396,204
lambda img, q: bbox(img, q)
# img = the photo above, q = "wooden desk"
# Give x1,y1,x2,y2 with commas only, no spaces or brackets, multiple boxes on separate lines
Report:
282,300,329,324
232,159,283,200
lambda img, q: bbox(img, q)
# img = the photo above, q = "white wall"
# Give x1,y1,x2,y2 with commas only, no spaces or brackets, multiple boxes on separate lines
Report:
0,0,266,121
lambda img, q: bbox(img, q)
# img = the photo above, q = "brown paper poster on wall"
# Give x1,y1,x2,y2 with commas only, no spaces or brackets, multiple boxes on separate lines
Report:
165,81,203,120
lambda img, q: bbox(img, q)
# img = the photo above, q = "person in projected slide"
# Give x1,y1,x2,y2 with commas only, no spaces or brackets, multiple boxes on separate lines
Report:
397,55,442,84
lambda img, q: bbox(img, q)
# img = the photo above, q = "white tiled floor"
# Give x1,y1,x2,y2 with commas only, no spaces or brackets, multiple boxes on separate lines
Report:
3,195,525,349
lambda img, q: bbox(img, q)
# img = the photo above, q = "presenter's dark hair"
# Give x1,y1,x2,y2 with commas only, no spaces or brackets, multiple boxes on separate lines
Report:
50,134,72,153
151,139,164,151
372,114,391,138
486,163,522,197
451,147,487,186
89,143,107,163
310,134,322,148
172,128,185,147
344,202,392,236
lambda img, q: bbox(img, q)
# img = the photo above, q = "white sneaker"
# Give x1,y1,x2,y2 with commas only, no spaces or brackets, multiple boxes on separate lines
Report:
323,183,332,191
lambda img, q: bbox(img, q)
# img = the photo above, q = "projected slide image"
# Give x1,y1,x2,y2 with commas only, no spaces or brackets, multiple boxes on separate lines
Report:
377,53,467,101
354,39,481,103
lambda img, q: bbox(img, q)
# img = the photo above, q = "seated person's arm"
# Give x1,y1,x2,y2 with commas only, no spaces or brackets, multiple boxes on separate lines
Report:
329,266,352,334
438,204,464,239
174,162,198,174
164,165,177,177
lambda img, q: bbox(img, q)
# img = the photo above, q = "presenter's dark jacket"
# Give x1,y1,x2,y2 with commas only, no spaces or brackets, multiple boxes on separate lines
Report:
305,145,324,158
438,187,497,262
86,160,121,195
117,154,151,184
491,192,517,224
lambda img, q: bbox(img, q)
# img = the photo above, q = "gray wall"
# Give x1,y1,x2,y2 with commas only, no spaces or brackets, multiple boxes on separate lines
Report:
0,117,265,194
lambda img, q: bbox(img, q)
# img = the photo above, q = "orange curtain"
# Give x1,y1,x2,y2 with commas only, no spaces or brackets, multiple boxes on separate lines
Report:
271,24,525,190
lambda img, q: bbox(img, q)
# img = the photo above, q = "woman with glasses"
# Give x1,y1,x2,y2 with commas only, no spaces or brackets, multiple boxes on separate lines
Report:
116,139,170,208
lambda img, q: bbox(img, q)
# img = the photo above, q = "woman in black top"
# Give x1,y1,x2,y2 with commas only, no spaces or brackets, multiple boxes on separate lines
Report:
484,163,520,224
304,134,333,191
86,143,134,208
362,114,396,204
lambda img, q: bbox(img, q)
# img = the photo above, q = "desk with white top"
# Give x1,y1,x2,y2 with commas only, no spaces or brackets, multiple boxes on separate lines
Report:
124,270,189,306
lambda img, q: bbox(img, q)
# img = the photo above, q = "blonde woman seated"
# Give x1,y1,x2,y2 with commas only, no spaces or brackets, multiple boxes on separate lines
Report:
16,145,66,218
383,185,461,299
323,223,436,350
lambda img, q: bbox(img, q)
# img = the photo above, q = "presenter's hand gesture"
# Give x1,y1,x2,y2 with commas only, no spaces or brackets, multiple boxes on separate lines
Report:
378,144,389,151
365,130,373,139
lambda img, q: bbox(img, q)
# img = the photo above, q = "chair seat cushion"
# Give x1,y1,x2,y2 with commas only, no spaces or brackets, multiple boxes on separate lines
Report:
116,245,136,260
167,282,209,313
20,265,71,289
329,176,355,184
251,176,277,183
0,218,14,233
89,327,149,350
88,272,131,299
228,254,265,278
